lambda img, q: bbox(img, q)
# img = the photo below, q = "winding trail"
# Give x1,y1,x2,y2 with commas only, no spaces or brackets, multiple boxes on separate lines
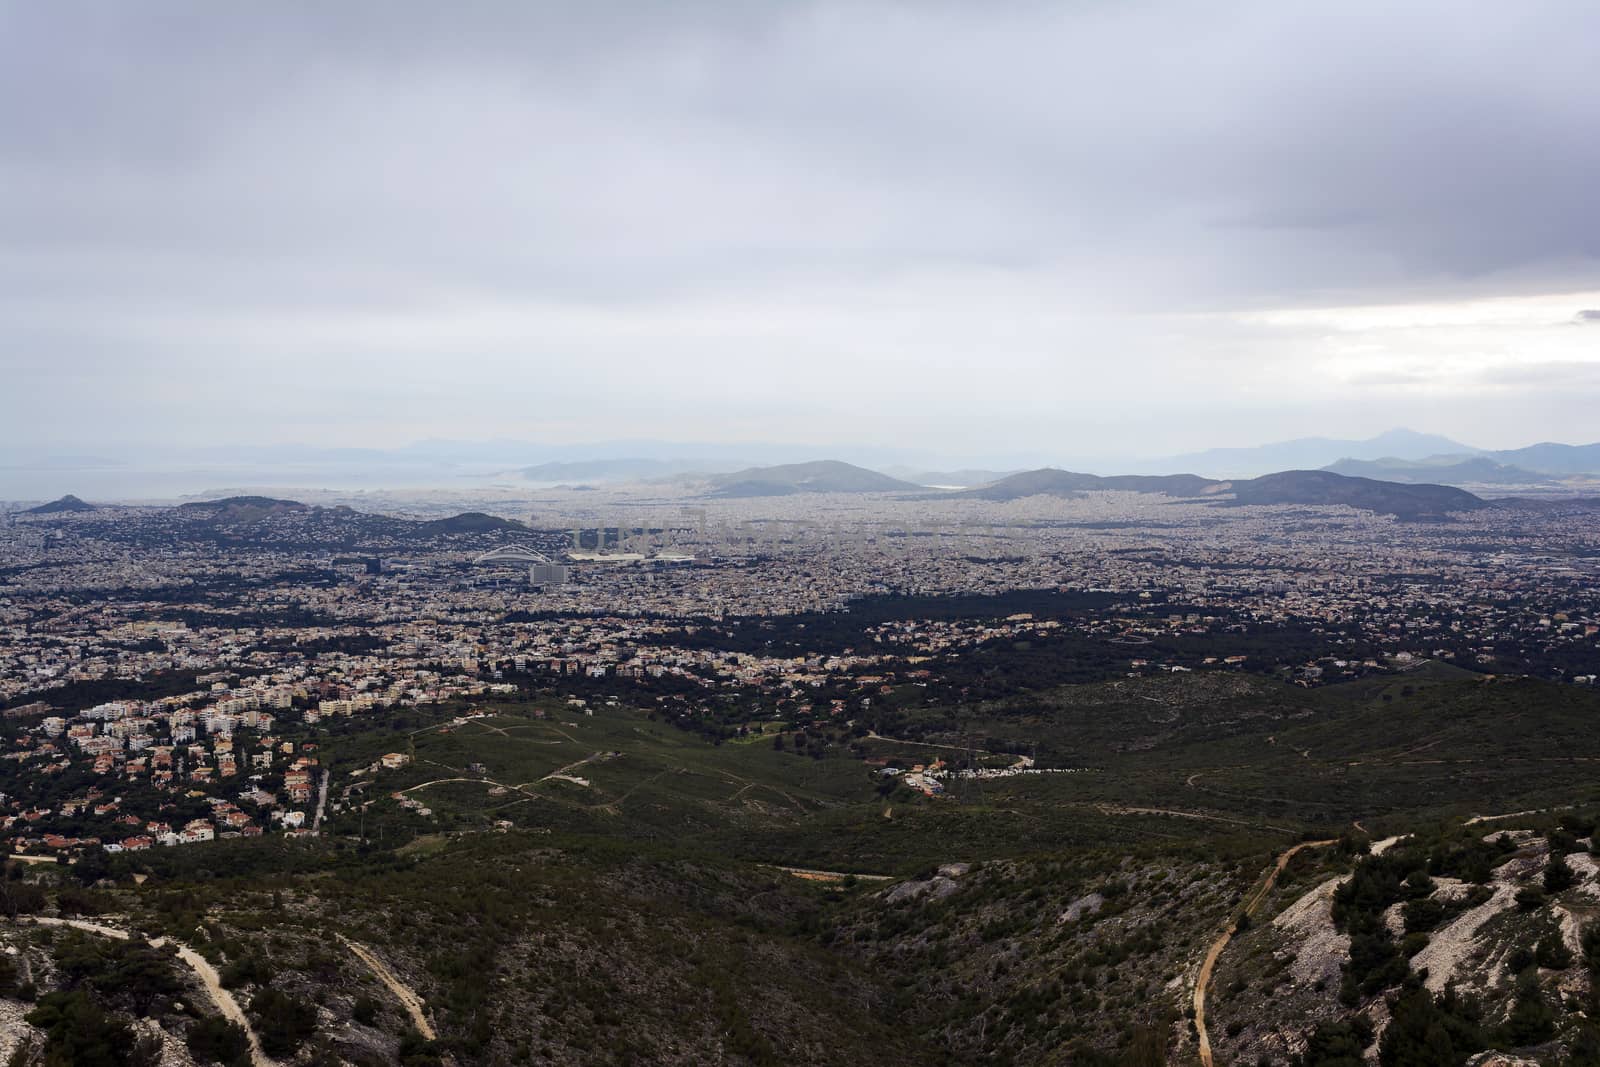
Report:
17,916,273,1067
1465,804,1574,825
1093,803,1296,834
1193,839,1336,1067
310,770,331,834
863,731,990,755
760,864,896,883
401,776,545,803
337,934,436,1040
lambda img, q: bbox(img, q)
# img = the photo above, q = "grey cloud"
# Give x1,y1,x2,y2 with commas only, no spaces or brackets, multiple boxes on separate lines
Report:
1577,310,1600,323
3,1,1600,455
6,1,1600,305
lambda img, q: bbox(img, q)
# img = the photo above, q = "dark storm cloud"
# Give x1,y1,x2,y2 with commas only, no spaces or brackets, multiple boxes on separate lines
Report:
2,1,1599,454
5,1,1599,302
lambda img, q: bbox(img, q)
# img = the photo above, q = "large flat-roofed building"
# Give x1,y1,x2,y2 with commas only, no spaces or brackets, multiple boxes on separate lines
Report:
530,563,570,586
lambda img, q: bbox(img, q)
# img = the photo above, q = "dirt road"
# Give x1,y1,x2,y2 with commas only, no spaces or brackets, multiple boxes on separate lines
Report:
19,916,273,1066
760,864,896,883
310,769,331,834
338,934,436,1040
1193,839,1335,1067
1094,803,1296,834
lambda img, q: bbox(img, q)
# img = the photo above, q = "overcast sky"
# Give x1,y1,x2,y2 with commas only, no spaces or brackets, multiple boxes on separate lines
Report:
3,0,1599,462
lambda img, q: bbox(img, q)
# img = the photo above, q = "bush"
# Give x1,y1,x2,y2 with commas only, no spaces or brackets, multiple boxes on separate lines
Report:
57,887,110,917
1583,922,1600,971
1504,945,1536,974
220,954,273,989
1378,986,1484,1066
187,1016,251,1067
249,987,317,1057
51,932,181,1016
352,994,379,1026
0,880,47,917
1545,854,1576,894
1401,898,1447,934
398,1030,445,1067
1568,1022,1600,1067
1501,978,1556,1045
1535,932,1574,970
25,990,137,1067
1342,929,1410,1004
1295,1016,1374,1067
1558,815,1597,838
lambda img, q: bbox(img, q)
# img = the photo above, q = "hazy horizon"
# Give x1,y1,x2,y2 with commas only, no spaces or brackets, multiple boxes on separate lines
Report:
4,424,1598,504
5,2,1600,463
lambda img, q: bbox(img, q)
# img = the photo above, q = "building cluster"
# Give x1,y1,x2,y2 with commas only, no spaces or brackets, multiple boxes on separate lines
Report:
2,487,1598,856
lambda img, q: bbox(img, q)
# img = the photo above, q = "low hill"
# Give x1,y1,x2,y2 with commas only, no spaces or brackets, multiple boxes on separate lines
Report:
709,460,918,497
1229,469,1484,518
967,467,1481,518
177,495,307,511
23,494,97,514
964,469,1222,501
417,511,528,534
1324,456,1555,486
174,496,309,522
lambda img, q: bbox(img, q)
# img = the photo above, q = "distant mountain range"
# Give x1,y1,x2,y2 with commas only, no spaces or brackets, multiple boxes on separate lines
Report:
1484,442,1600,475
965,467,1483,519
693,460,1487,519
709,461,920,497
15,429,1600,504
513,459,1022,490
1148,429,1600,481
1322,456,1556,486
1149,428,1478,478
15,465,1546,522
882,467,1022,488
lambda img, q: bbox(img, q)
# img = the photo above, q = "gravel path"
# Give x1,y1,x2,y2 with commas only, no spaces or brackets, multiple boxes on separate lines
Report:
1195,839,1336,1067
338,934,436,1041
17,916,274,1066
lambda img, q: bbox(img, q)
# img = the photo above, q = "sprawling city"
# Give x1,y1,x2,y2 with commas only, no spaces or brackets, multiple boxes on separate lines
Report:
3,466,1600,1064
6,2,1600,1065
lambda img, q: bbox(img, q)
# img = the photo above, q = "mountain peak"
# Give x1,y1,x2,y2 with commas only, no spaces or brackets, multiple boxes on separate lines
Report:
23,494,97,514
709,460,919,497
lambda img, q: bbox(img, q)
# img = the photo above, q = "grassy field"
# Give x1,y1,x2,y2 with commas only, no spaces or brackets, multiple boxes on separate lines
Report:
307,669,1600,880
